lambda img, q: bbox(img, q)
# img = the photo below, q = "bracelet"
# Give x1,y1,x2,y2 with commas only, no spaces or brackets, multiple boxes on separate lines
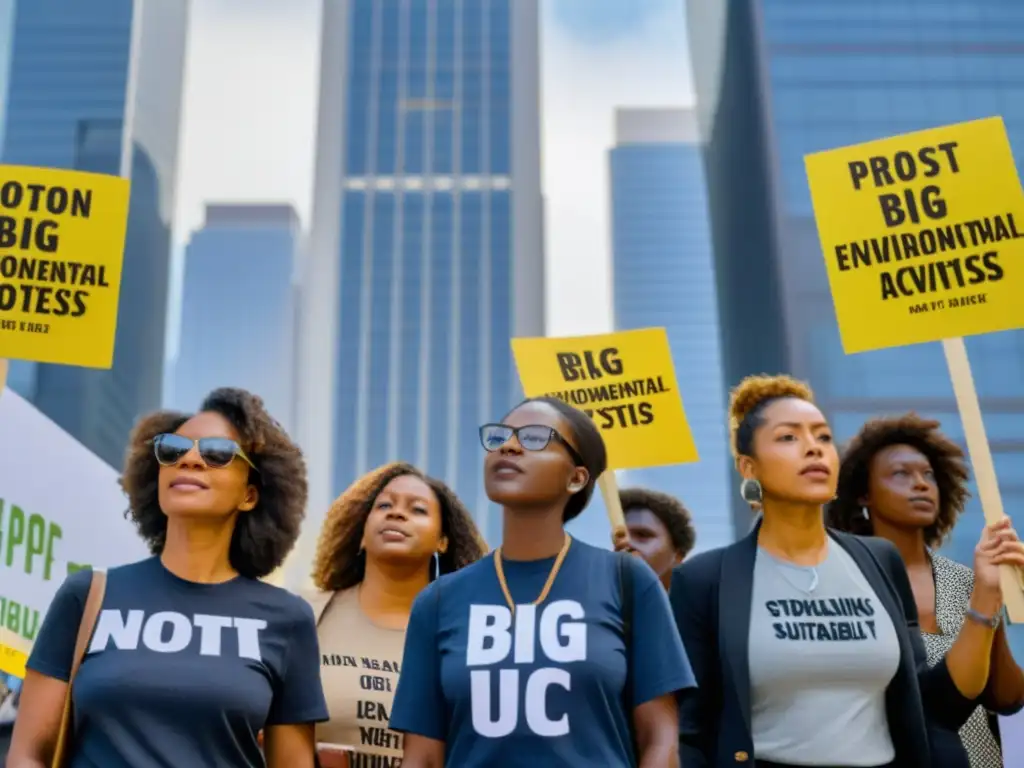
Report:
965,607,1001,629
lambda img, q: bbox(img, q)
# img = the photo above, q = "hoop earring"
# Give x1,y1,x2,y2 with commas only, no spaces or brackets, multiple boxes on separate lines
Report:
861,506,870,520
431,551,441,581
740,478,763,505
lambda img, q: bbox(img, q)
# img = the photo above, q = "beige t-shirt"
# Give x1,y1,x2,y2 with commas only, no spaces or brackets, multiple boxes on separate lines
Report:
313,587,407,765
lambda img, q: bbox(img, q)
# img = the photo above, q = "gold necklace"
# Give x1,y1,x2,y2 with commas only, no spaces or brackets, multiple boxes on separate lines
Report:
494,534,572,615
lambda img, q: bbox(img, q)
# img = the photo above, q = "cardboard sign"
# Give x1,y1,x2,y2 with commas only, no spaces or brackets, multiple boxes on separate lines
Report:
0,165,130,368
804,116,1024,354
511,328,698,470
0,389,148,677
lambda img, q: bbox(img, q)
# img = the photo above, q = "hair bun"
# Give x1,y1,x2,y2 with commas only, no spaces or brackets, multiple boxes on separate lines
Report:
728,374,815,432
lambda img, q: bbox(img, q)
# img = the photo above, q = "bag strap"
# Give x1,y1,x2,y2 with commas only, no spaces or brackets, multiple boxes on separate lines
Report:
51,569,106,768
618,553,637,763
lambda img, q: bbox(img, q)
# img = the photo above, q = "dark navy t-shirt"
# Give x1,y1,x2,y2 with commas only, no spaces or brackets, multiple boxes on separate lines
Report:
389,539,695,767
27,557,328,768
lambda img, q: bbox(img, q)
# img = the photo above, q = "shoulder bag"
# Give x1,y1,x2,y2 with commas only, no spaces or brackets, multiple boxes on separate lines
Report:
51,569,106,768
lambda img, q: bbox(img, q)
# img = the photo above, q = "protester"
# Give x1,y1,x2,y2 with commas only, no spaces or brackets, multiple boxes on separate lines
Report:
828,413,1024,767
616,487,696,589
389,396,694,767
670,374,984,768
304,461,486,767
8,388,327,768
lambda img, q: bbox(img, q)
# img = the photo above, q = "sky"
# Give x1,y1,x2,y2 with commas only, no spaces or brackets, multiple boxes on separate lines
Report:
171,0,693,353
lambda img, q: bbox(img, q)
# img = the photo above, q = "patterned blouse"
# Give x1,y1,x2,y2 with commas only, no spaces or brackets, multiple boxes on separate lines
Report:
924,554,1002,768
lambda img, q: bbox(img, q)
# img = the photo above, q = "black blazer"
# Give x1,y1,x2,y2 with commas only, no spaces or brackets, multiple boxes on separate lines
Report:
669,524,977,767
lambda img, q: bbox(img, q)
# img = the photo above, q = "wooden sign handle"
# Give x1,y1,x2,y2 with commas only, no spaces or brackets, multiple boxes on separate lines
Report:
598,471,629,547
942,337,1024,623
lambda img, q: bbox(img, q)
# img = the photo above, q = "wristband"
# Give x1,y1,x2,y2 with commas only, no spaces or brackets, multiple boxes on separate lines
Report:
965,607,1001,629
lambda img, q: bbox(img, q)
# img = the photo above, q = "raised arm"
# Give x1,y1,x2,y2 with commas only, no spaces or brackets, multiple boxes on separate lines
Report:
882,543,977,731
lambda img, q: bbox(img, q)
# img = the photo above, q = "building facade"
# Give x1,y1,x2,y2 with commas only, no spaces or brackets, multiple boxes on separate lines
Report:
295,0,543,559
172,204,299,429
609,107,733,552
1,0,188,466
688,0,1024,647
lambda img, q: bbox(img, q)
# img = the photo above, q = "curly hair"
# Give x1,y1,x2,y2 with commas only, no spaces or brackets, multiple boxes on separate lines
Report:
729,374,816,459
620,487,696,557
312,462,487,591
120,387,308,580
826,413,969,547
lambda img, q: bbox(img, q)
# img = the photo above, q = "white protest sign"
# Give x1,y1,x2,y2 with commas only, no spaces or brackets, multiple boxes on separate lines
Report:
0,389,148,677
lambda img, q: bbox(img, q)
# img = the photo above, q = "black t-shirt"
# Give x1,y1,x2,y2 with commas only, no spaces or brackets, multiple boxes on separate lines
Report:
28,557,328,768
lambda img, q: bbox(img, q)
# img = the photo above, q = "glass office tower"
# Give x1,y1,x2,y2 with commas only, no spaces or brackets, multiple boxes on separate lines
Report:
688,0,1024,649
1,0,189,467
296,0,543,550
609,107,732,552
172,204,299,431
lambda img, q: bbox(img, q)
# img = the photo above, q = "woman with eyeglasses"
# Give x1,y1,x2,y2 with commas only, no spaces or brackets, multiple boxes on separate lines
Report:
9,388,328,768
302,462,486,768
670,375,986,768
388,396,694,767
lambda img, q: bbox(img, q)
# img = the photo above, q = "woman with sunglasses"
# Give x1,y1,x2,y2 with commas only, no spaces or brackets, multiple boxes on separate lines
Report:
303,462,486,767
9,388,328,768
389,396,694,767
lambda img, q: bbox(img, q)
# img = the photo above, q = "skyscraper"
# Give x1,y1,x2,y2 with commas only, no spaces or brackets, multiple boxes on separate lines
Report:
296,0,543,551
172,204,299,428
688,0,1024,648
609,107,732,552
1,0,188,467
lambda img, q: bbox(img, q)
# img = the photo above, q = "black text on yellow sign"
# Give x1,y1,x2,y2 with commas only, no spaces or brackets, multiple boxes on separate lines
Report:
0,165,130,368
511,328,698,470
804,116,1024,354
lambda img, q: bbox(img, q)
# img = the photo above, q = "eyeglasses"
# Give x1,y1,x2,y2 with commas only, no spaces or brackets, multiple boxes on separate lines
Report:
479,423,585,466
152,433,258,472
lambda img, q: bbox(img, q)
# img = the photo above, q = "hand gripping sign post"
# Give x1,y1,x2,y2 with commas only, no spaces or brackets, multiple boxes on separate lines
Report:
511,328,699,542
805,116,1024,621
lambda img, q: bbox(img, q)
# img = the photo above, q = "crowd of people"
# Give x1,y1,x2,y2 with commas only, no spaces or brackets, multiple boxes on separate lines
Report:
2,376,1023,767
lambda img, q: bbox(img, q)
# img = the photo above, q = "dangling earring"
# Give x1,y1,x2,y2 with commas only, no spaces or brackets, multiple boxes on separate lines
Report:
431,551,441,581
861,506,870,520
740,478,763,505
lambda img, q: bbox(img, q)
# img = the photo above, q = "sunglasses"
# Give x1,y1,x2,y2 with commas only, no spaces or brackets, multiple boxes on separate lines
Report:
152,433,258,472
479,423,585,466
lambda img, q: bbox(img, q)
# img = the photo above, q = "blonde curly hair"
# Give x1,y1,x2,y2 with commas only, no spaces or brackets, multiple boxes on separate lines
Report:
728,374,816,459
311,462,487,591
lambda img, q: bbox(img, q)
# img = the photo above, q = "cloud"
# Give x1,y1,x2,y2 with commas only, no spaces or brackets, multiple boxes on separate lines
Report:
547,0,680,46
166,0,321,363
541,2,694,339
173,0,321,239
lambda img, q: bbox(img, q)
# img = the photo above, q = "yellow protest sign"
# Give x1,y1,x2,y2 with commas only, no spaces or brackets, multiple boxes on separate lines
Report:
804,116,1024,354
0,165,130,368
0,633,28,678
511,328,698,470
